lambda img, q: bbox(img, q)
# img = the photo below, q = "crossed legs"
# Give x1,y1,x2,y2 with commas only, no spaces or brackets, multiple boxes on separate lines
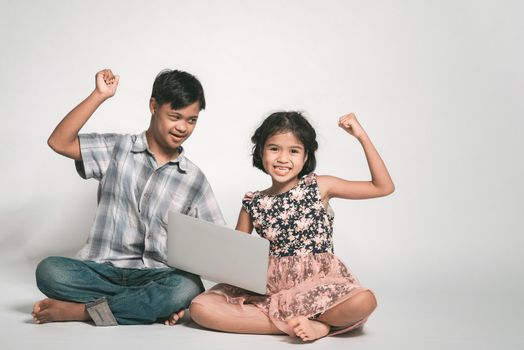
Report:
33,256,204,325
189,289,377,341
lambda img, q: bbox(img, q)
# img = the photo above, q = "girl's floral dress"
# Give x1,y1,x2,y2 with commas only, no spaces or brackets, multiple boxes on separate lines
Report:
197,173,373,335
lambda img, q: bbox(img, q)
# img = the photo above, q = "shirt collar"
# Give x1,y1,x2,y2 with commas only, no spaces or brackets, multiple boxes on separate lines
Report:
132,131,189,172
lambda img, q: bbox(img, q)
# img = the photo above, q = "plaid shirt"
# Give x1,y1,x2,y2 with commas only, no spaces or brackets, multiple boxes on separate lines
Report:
74,132,225,269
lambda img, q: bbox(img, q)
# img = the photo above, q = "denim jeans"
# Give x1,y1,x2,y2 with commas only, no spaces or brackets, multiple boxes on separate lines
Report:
35,256,204,325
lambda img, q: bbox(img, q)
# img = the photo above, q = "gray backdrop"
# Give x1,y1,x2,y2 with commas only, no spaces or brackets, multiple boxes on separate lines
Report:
1,1,522,349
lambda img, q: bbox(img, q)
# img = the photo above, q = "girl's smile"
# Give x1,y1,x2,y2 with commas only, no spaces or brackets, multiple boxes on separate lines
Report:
273,165,291,176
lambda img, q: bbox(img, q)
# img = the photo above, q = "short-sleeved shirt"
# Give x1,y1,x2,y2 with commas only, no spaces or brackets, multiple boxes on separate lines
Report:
74,131,225,269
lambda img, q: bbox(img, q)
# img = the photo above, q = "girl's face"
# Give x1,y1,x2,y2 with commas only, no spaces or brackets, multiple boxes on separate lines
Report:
262,131,307,189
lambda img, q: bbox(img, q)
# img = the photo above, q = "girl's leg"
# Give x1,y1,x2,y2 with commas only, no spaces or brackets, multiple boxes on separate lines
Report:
189,293,285,335
317,290,377,327
287,290,377,342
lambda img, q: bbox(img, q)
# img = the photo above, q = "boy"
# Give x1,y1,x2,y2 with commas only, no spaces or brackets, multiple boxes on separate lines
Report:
32,69,224,326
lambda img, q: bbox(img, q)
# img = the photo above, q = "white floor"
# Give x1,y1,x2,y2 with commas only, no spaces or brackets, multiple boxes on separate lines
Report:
1,259,522,350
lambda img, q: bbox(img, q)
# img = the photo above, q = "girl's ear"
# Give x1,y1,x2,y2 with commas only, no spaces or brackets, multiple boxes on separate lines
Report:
304,152,308,163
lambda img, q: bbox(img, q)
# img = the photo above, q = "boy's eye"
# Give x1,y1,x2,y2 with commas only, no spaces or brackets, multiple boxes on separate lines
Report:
189,118,198,124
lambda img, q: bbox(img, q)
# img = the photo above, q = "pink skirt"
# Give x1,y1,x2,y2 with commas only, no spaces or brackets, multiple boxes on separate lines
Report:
203,252,372,336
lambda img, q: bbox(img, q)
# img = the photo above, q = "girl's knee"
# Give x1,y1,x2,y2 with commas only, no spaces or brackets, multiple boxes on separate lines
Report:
188,301,204,318
189,295,215,326
190,293,227,313
356,290,377,316
190,293,218,309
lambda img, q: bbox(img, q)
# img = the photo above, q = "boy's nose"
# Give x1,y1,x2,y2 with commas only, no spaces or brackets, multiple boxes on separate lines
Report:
175,122,187,133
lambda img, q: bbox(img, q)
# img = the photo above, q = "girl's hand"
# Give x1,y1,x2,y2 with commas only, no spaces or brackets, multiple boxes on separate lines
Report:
338,113,367,140
95,69,119,99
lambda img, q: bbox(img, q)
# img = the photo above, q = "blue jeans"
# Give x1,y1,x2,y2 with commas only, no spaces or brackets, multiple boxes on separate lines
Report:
35,256,204,325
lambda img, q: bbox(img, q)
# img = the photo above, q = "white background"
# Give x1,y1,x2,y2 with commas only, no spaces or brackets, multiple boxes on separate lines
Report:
1,1,522,349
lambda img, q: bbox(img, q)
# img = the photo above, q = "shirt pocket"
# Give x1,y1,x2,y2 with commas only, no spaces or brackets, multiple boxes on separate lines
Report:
159,192,193,225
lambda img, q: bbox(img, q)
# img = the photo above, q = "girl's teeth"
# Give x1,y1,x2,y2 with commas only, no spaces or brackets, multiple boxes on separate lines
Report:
275,167,290,174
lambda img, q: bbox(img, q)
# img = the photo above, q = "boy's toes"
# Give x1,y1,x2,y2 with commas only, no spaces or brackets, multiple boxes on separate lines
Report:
164,309,185,326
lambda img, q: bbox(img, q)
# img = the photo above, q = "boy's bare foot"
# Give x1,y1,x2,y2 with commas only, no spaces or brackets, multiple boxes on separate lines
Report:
32,298,90,324
288,316,330,342
164,309,185,326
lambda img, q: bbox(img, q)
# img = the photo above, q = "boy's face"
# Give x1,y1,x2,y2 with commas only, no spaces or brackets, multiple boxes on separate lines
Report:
149,99,200,153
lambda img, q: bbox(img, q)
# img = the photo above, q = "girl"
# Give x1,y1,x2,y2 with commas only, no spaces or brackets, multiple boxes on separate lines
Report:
187,111,394,341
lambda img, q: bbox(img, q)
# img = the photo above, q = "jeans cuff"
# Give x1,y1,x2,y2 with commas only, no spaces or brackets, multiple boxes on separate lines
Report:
86,297,118,326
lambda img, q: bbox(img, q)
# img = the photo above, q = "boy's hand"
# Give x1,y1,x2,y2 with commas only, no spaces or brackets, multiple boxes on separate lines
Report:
338,113,367,140
95,69,119,99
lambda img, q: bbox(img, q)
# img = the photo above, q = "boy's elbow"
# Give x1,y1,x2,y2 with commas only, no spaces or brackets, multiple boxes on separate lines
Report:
47,135,75,159
47,136,66,155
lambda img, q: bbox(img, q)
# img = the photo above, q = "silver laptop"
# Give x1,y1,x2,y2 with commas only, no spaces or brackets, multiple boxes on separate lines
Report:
167,211,269,295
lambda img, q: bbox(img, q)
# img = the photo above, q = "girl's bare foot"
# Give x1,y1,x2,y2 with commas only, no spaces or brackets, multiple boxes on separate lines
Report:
32,298,90,324
288,316,330,342
164,309,185,326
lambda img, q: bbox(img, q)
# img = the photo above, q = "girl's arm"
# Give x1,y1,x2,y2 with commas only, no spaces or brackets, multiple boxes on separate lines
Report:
318,113,395,201
235,208,254,233
47,69,119,160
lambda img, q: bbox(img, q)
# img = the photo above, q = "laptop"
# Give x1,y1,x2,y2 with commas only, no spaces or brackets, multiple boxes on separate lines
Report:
167,211,270,295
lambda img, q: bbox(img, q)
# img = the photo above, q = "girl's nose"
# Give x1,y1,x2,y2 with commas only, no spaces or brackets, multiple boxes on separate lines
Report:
276,155,288,163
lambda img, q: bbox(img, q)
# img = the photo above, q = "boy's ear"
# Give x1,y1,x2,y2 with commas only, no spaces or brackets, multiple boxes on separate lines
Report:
149,98,157,114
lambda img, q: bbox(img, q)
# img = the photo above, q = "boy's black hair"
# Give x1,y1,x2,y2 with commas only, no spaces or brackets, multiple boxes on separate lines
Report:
251,111,318,178
151,69,206,110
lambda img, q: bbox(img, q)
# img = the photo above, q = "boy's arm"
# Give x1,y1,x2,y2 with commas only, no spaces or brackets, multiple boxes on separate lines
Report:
47,69,119,160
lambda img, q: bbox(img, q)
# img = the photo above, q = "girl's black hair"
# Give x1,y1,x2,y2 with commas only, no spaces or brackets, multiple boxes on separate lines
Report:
151,69,206,110
251,111,318,178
